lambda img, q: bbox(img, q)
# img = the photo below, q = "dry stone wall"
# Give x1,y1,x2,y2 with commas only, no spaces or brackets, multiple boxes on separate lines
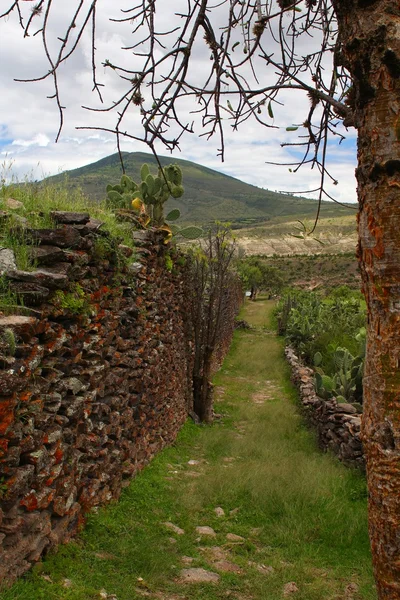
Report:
0,213,238,584
285,346,364,470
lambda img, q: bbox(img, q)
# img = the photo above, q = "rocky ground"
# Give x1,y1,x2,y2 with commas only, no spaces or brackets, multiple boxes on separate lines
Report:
234,214,358,257
236,233,357,257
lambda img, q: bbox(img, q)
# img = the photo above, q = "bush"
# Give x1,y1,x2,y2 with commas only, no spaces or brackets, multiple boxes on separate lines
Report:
276,287,366,403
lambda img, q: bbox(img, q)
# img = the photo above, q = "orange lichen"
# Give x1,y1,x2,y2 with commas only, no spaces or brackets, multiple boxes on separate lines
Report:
0,438,9,456
20,493,38,511
20,489,55,511
18,391,32,403
54,447,64,464
77,513,86,531
367,213,385,259
0,397,16,435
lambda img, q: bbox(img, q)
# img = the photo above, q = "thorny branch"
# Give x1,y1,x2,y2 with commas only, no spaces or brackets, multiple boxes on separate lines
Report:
0,0,355,225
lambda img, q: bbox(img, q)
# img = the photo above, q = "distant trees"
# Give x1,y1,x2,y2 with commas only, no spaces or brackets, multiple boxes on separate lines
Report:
237,258,284,300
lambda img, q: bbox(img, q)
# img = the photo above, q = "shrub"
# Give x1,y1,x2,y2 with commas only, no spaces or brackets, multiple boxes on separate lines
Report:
276,287,366,403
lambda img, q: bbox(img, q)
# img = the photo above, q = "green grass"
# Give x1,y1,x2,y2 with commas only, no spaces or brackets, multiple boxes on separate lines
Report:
0,299,376,600
0,172,137,252
0,168,139,311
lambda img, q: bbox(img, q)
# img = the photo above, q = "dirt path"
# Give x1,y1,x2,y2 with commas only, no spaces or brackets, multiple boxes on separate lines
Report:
3,300,376,600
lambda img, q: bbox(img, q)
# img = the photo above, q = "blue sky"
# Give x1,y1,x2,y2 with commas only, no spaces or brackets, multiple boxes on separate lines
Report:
0,124,12,147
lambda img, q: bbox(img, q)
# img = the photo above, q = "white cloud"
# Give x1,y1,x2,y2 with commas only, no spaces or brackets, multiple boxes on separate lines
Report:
12,134,50,148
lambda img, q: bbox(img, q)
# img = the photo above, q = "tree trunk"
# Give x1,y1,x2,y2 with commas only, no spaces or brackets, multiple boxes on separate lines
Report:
250,286,258,301
193,348,214,423
333,2,400,597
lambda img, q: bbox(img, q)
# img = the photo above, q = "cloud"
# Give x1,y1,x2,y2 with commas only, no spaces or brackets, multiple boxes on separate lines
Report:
12,134,50,148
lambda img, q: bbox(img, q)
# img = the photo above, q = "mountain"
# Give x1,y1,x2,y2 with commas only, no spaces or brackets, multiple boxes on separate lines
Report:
46,151,354,226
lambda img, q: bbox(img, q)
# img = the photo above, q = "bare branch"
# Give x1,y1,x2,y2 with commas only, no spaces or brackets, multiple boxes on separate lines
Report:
1,0,356,218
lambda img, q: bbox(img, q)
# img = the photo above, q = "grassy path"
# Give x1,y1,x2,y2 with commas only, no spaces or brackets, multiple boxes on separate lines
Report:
2,300,376,600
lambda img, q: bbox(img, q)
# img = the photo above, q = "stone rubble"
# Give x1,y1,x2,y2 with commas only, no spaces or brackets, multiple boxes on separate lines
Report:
285,346,364,470
214,506,225,517
226,533,245,542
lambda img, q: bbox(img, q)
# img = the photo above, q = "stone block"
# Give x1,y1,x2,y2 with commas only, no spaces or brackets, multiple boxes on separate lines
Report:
50,212,90,225
0,248,17,274
4,465,35,504
335,403,358,414
0,315,38,339
9,281,50,305
28,245,65,266
6,269,68,290
27,227,82,249
20,487,55,511
21,447,51,473
52,487,77,517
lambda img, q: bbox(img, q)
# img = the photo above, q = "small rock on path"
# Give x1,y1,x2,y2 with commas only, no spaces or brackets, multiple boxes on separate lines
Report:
163,522,185,535
226,533,245,542
179,568,220,584
214,560,243,574
196,525,216,537
283,582,299,595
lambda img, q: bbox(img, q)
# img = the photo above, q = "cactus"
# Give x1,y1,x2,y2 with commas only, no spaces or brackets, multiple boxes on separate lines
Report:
178,226,203,240
166,209,181,221
313,346,364,404
106,163,202,241
106,163,185,226
314,371,335,400
314,351,323,367
134,162,185,226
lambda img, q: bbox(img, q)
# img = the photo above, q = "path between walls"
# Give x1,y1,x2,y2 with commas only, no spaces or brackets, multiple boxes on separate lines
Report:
2,300,376,600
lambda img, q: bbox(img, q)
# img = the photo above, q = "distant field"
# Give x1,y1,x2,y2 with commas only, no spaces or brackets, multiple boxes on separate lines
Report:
263,252,361,291
232,213,360,291
235,214,358,256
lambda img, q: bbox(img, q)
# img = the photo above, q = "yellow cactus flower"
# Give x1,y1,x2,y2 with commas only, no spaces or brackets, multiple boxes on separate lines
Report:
132,197,143,210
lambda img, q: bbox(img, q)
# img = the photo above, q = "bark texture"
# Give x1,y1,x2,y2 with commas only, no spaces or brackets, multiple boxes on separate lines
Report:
333,1,400,597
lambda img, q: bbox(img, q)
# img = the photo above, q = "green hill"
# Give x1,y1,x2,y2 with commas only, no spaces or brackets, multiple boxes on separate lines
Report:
47,151,354,226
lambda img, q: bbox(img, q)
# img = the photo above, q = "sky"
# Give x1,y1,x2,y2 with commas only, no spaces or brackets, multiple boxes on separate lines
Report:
0,0,358,204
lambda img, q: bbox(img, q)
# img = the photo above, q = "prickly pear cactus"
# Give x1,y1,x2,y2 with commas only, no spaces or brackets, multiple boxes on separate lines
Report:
106,174,139,209
106,163,202,242
106,163,184,225
313,346,364,404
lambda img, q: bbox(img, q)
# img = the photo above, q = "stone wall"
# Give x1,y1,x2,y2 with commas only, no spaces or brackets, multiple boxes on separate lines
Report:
285,347,364,470
210,276,244,375
0,213,238,584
